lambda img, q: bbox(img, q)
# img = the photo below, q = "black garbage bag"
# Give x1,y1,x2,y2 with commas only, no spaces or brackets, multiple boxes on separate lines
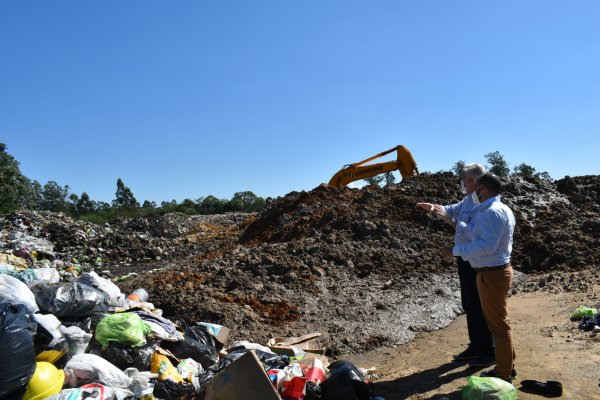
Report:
153,379,198,400
212,349,246,372
31,282,109,318
321,360,372,400
305,381,323,400
255,349,289,370
214,349,289,372
162,325,219,370
33,320,53,355
101,341,159,370
197,369,215,391
0,302,37,400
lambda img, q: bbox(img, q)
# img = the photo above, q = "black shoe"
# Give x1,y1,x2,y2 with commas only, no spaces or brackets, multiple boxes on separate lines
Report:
481,368,517,382
453,346,479,361
520,380,562,397
468,353,496,368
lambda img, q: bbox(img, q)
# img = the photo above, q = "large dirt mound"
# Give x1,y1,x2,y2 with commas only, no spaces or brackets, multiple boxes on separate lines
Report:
120,173,600,354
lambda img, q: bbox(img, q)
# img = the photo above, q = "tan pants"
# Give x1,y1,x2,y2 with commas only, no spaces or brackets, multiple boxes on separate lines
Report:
476,266,515,381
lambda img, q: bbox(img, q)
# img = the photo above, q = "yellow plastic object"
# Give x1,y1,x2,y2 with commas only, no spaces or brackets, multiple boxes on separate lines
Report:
35,348,68,364
23,362,65,400
150,352,184,383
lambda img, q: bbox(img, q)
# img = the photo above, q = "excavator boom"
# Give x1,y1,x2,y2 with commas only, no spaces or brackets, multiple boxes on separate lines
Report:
328,145,418,187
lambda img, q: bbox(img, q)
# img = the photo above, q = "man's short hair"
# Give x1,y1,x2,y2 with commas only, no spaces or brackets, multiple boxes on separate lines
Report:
463,163,487,179
476,172,503,194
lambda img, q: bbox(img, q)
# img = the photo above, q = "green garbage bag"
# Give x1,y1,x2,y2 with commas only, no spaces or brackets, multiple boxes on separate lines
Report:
570,305,597,321
95,312,152,348
461,375,517,400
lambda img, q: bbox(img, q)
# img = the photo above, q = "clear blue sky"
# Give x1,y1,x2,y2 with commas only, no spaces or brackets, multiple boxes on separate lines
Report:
2,1,599,204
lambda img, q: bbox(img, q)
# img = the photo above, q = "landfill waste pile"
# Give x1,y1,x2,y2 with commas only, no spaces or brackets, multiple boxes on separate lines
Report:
1,172,599,399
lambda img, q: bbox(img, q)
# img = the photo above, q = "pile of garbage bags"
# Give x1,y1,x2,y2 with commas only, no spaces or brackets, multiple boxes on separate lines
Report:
0,252,382,400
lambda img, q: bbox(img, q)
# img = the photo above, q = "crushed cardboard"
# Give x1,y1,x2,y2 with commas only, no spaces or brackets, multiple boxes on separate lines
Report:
267,332,327,355
205,350,282,400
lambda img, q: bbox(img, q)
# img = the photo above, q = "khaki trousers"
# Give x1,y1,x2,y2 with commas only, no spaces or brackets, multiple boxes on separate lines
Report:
476,266,515,381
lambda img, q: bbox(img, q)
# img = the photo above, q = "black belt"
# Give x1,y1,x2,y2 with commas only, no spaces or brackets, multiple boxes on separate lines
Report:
477,263,510,272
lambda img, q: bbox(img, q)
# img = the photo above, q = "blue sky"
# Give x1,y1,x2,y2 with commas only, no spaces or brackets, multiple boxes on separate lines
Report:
2,1,599,204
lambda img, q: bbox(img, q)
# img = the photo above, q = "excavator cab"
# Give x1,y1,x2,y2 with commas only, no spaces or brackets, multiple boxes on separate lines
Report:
328,145,418,187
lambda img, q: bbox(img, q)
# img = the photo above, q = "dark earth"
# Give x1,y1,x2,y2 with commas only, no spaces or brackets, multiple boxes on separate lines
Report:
2,172,599,359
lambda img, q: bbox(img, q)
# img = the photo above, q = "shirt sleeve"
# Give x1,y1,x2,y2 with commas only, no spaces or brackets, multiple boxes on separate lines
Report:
444,198,465,221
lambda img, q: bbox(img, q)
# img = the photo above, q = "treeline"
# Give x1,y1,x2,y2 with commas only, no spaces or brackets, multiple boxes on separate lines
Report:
364,151,552,186
0,143,266,221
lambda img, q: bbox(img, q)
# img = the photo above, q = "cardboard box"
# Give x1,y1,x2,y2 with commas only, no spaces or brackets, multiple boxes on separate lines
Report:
205,350,282,400
267,332,327,355
197,322,231,346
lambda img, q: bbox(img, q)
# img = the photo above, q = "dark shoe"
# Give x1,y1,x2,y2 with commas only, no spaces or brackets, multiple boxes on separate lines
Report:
480,368,517,382
452,346,479,361
520,380,562,397
468,353,496,368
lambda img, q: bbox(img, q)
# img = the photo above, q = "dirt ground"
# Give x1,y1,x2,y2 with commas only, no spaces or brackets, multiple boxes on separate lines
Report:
348,283,600,399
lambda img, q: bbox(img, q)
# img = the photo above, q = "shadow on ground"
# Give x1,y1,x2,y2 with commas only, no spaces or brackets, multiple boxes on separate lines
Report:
372,360,481,399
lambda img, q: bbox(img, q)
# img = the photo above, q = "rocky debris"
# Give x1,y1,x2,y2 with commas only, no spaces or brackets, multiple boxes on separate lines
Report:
2,173,600,356
0,211,250,275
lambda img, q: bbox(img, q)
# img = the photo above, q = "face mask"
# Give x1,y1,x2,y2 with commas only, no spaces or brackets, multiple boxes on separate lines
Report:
460,180,466,193
471,191,480,205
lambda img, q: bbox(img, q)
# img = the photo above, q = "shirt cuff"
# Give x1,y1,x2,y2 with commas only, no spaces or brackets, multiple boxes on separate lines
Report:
452,245,461,257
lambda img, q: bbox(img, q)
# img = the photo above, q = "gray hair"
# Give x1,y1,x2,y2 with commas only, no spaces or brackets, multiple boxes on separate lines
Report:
463,163,487,179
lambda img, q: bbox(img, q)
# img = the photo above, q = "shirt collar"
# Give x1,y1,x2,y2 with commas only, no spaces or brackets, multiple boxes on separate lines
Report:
480,194,501,207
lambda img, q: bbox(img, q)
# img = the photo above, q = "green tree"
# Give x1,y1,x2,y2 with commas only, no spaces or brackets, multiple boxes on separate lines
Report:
201,195,225,214
535,171,552,180
142,200,157,209
229,191,265,212
363,175,384,186
40,181,71,212
0,143,38,213
383,172,396,187
68,193,79,215
485,151,510,177
77,192,96,214
452,161,466,176
95,201,111,211
512,163,536,177
112,178,138,210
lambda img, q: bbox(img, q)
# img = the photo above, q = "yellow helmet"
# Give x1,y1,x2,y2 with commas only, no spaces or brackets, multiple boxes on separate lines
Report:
23,362,65,400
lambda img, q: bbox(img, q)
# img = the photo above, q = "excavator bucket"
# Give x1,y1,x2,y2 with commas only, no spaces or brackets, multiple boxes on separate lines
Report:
395,145,419,179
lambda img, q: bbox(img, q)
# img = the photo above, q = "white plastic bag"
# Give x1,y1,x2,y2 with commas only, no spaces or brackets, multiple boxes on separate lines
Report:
65,354,132,389
60,325,92,355
0,274,39,313
34,313,64,347
30,268,60,285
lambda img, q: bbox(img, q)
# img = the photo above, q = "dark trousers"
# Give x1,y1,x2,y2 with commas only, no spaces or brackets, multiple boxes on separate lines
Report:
457,257,494,355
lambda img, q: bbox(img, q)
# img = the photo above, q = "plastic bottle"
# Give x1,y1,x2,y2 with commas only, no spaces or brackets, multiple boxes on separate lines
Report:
126,288,148,303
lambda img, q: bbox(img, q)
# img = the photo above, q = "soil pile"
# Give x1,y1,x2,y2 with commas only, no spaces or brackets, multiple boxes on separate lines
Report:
2,173,599,355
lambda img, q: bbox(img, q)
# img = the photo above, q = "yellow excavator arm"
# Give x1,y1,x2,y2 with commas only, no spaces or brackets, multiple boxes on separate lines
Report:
328,145,418,187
